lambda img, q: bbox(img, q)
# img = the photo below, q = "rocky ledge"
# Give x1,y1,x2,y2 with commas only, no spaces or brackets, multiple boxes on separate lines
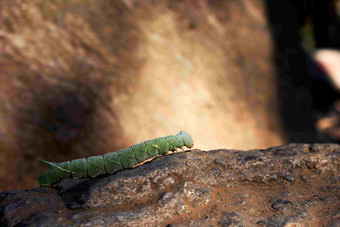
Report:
0,144,339,226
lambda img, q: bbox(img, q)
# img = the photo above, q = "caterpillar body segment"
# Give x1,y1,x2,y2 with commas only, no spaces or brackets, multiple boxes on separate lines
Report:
117,148,136,169
102,152,123,174
38,131,194,187
143,139,160,158
151,137,169,155
131,143,149,162
164,135,177,151
70,158,88,179
87,156,106,177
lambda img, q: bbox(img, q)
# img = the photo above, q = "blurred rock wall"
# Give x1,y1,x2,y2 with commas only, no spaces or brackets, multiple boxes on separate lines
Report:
0,0,286,190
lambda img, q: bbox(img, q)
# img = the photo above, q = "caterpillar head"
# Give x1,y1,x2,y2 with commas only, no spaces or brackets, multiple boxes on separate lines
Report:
179,131,194,148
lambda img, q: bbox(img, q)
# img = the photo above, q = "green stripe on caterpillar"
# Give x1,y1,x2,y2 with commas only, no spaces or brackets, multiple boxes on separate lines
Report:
38,131,193,187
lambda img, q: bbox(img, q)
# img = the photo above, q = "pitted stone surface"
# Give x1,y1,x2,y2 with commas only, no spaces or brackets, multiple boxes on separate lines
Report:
0,144,339,226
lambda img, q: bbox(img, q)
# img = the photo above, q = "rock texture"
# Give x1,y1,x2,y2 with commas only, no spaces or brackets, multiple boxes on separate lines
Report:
1,143,339,226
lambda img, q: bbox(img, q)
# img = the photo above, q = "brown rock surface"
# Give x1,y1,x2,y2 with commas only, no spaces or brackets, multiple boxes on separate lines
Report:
0,143,339,226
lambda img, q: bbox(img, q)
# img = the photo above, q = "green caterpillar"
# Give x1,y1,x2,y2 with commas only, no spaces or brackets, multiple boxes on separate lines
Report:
38,131,193,187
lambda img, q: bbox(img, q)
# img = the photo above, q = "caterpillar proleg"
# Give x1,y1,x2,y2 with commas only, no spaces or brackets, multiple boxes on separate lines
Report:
38,131,193,186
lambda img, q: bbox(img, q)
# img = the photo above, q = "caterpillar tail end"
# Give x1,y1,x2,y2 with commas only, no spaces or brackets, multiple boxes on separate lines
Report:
37,158,54,166
37,158,53,187
38,170,52,187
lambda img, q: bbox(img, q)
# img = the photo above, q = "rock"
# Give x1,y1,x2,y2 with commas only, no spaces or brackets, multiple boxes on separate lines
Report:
0,144,339,226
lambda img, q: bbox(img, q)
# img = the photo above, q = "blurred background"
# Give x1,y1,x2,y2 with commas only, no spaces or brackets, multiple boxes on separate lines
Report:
0,0,339,190
266,0,340,143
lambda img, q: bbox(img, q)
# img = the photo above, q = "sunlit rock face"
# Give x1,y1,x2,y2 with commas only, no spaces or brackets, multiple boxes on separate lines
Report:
0,0,285,190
